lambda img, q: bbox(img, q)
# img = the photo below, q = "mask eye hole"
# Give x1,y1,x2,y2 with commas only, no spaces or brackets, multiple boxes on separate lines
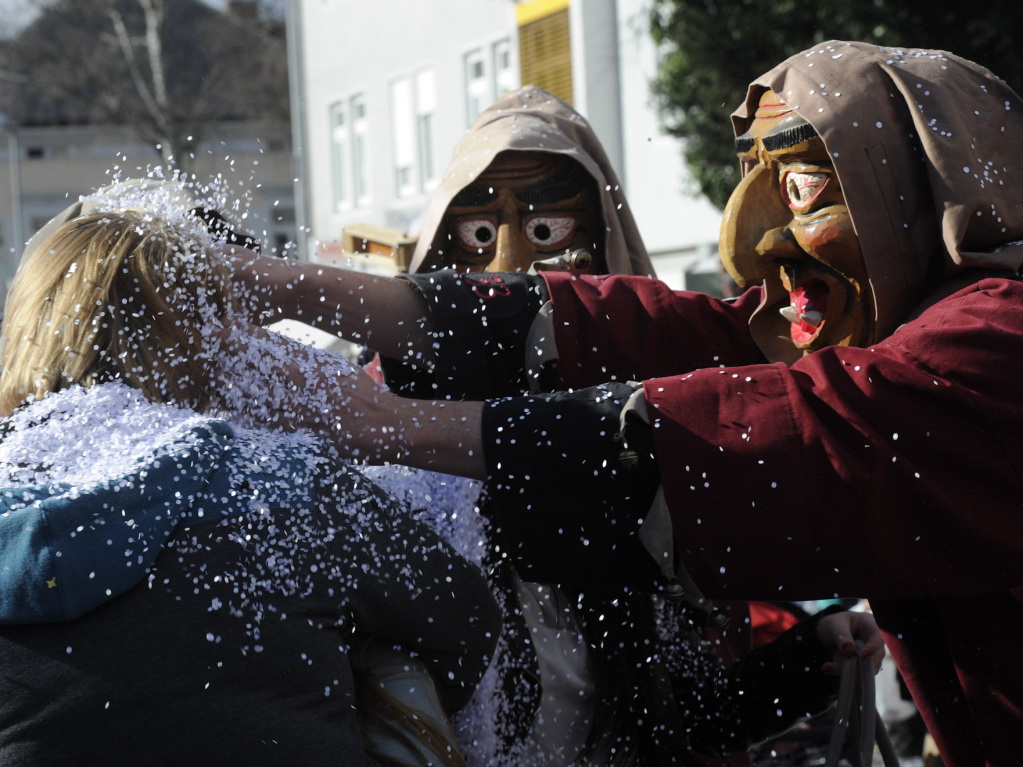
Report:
454,219,498,250
524,216,577,249
782,171,829,211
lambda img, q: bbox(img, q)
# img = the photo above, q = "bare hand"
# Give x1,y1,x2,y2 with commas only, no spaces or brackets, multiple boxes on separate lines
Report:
212,320,485,477
212,319,393,459
816,610,885,675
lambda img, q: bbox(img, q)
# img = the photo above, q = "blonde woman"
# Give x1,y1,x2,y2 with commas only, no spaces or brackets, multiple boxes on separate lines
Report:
0,207,499,766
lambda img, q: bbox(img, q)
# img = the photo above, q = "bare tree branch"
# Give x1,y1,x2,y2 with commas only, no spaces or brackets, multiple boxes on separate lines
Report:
0,0,289,169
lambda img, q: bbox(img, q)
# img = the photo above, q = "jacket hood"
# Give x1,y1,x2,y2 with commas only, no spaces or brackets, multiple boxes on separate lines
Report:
411,85,654,277
732,41,1023,341
0,382,320,624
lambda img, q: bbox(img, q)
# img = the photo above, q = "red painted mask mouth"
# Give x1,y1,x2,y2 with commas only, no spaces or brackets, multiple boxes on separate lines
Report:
780,278,829,345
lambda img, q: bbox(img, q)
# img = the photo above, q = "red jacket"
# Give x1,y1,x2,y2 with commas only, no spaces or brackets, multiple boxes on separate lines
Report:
545,272,1023,767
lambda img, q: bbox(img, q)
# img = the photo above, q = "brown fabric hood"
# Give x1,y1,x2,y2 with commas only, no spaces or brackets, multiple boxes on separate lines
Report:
732,41,1023,342
410,85,654,277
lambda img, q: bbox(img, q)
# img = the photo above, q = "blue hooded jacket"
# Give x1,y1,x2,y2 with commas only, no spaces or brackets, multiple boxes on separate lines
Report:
0,383,318,624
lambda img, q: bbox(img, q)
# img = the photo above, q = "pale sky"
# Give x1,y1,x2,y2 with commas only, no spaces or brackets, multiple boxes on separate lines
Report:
0,0,38,36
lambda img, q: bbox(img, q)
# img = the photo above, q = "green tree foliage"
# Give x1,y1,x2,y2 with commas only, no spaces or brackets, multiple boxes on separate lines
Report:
650,0,1023,209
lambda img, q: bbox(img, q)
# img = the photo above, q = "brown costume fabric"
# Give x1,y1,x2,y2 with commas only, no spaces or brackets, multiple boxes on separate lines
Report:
732,41,1023,345
410,85,654,277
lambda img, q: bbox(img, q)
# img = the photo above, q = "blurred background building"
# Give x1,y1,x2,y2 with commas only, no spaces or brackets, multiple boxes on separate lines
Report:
291,0,722,289
0,0,295,301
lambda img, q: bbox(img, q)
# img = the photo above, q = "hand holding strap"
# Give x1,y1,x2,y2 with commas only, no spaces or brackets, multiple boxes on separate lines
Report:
825,644,900,767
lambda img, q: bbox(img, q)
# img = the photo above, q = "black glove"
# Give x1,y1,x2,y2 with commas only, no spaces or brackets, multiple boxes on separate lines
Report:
481,383,664,591
378,270,549,399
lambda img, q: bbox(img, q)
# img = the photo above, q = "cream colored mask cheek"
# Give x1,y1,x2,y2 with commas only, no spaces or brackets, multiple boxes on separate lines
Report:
719,163,795,287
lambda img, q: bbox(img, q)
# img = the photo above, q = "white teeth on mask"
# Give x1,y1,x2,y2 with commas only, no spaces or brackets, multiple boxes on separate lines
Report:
779,305,824,327
800,310,824,327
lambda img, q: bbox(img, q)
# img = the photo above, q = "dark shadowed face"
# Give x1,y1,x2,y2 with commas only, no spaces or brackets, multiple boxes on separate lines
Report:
720,89,873,364
429,151,604,274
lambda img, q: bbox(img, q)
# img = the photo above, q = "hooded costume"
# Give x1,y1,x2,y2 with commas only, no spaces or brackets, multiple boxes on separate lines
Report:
380,87,669,764
381,86,846,764
410,84,654,278
381,86,655,401
387,43,1023,765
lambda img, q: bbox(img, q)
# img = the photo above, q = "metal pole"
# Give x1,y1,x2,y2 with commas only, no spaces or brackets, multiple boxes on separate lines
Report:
285,0,309,260
7,128,24,260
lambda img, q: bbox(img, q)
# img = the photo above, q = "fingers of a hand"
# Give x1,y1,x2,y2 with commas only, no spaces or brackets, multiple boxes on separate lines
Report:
824,621,858,655
860,637,886,675
849,616,882,652
831,634,857,655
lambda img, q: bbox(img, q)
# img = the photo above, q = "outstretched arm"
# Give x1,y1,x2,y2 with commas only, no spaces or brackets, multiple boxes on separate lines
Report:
214,320,486,478
225,247,437,367
359,380,486,479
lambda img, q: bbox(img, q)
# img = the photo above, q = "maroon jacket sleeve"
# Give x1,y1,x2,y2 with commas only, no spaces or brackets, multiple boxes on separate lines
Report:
644,279,1023,601
539,273,765,387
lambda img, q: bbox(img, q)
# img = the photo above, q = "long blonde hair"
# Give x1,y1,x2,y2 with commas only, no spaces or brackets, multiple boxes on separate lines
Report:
354,668,468,767
0,209,232,415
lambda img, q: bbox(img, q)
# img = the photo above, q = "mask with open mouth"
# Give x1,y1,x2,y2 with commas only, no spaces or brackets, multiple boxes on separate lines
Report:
720,89,873,364
780,278,828,346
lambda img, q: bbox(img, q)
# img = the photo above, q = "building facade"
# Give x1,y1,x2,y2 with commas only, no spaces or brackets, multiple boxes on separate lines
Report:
291,0,723,289
0,119,295,301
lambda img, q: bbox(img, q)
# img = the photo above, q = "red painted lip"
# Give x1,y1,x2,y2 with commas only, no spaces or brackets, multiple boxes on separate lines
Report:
789,278,829,345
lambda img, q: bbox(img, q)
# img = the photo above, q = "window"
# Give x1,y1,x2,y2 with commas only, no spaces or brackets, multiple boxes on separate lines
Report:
329,101,349,209
465,49,488,126
464,38,516,128
493,39,515,99
351,94,370,205
389,70,438,196
331,94,371,209
415,70,437,189
390,77,416,198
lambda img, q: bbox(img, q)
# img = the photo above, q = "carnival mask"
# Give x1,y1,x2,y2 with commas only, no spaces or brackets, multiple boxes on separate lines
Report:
720,89,874,364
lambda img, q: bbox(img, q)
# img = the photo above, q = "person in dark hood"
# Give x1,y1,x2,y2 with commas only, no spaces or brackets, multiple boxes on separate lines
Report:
374,86,768,766
379,85,654,402
409,84,653,278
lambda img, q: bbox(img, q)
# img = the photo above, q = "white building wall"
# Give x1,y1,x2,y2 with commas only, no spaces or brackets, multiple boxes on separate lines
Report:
297,0,516,251
569,0,623,174
613,0,723,287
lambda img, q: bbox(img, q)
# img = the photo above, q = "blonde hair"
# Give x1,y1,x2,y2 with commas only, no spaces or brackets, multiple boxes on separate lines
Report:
354,668,467,767
0,209,233,415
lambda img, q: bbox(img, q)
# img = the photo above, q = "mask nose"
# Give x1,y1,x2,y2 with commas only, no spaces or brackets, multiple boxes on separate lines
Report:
719,163,796,285
486,222,535,273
